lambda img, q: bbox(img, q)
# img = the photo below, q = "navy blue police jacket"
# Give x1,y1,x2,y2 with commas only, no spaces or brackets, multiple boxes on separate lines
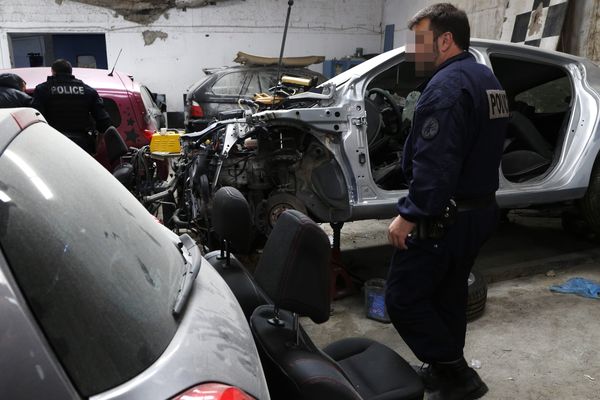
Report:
397,52,508,222
32,73,111,135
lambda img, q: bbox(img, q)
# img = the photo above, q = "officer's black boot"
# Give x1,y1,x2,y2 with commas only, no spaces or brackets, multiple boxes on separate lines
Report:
428,357,488,400
411,363,440,391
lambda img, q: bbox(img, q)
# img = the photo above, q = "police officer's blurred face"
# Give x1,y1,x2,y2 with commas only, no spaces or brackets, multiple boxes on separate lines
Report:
407,18,437,77
406,17,452,77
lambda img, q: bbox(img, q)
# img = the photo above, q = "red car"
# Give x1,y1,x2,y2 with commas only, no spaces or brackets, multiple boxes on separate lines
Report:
1,67,166,149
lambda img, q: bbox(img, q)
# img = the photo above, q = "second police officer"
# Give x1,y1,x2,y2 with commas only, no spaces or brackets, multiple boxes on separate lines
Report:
33,59,112,154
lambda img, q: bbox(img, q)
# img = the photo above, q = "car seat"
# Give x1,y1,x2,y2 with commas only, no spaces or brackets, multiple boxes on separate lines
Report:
250,209,424,400
206,188,423,399
502,110,553,182
204,186,270,320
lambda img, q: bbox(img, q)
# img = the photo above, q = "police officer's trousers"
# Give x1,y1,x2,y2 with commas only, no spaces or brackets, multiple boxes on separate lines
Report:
385,205,499,364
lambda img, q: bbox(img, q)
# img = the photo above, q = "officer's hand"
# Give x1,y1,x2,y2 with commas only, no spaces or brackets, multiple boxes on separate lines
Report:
388,215,416,250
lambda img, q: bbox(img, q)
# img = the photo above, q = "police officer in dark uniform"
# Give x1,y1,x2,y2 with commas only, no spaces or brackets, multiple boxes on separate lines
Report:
32,59,112,154
385,4,508,400
0,73,32,108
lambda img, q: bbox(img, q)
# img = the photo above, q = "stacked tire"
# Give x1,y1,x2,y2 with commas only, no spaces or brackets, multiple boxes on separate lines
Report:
467,271,487,322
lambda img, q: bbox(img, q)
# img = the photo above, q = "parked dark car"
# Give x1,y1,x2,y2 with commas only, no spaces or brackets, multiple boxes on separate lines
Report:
184,64,326,132
0,108,269,400
1,67,166,148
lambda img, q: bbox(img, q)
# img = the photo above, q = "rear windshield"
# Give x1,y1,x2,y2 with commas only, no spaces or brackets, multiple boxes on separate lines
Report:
0,123,183,396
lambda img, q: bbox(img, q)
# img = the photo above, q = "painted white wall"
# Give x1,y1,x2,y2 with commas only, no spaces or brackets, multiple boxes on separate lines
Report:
0,0,385,112
382,0,506,47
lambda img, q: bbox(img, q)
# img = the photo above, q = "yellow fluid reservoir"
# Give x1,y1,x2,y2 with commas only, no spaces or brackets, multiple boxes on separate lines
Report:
150,132,182,154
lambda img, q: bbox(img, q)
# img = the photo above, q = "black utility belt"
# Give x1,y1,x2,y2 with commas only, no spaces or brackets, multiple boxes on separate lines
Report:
455,193,496,212
410,194,495,240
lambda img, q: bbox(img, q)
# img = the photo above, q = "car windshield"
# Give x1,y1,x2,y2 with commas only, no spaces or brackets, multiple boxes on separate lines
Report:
0,124,184,396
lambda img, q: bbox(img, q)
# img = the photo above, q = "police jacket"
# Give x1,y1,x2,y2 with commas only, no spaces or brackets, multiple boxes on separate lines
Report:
397,52,509,222
0,73,33,108
32,73,112,135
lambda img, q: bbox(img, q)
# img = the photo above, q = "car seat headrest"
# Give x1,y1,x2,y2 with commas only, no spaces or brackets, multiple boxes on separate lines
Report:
212,187,252,254
254,210,331,324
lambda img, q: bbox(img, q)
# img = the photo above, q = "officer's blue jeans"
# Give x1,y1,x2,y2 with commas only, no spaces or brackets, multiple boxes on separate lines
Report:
385,205,499,364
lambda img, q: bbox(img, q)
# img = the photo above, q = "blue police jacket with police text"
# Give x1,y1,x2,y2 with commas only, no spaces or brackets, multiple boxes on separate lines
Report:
397,52,508,221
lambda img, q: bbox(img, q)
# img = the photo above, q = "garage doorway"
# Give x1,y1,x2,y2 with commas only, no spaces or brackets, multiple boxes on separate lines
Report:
8,33,107,69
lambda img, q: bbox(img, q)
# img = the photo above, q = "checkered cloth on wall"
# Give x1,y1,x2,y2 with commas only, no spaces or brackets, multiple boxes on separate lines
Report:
501,0,569,50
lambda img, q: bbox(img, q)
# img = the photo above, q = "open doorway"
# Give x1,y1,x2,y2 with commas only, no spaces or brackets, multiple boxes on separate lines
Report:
8,33,108,69
365,59,426,190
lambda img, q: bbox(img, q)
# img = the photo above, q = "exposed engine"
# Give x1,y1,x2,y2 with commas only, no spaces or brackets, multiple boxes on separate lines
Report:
218,127,304,192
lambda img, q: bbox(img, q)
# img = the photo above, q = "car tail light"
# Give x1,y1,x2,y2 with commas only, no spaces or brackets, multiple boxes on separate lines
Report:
190,101,205,118
171,383,256,400
143,129,154,141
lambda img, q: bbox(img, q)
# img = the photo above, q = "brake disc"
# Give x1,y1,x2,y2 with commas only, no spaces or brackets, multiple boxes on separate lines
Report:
255,192,307,235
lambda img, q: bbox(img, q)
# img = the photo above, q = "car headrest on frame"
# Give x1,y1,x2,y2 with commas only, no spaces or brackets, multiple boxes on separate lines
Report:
254,210,331,324
212,187,252,254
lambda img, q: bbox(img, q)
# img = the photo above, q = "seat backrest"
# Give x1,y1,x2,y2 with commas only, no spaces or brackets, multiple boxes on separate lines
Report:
104,126,128,163
253,209,331,324
250,210,363,399
204,251,270,320
508,111,553,160
206,186,268,320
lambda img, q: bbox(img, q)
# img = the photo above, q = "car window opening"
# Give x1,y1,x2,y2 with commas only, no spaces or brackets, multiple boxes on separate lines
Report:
365,60,427,191
363,55,574,190
489,54,573,183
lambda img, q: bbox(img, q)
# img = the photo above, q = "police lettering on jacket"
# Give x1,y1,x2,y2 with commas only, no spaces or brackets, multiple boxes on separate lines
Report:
31,74,112,137
486,90,509,119
50,85,85,95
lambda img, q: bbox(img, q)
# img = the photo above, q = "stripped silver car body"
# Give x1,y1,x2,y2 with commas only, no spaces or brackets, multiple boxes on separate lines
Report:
200,39,600,230
0,108,269,400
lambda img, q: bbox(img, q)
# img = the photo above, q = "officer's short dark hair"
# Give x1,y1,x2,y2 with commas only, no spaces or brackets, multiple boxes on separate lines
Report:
408,3,470,51
51,59,73,75
15,75,26,89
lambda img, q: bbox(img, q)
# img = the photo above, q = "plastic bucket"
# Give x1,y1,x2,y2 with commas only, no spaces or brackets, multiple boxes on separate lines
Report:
364,278,391,323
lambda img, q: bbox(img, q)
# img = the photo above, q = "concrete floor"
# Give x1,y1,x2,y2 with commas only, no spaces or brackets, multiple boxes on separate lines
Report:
302,264,600,399
307,213,600,399
323,211,600,283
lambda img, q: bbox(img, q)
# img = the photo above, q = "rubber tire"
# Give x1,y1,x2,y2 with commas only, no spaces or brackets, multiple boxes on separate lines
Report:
579,159,600,234
467,271,487,322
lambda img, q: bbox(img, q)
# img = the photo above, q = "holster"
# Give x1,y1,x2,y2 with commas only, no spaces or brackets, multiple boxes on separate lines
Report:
412,199,457,240
410,194,496,240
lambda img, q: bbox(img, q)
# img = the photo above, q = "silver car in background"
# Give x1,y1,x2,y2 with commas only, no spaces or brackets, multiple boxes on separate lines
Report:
203,39,600,233
0,108,269,399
